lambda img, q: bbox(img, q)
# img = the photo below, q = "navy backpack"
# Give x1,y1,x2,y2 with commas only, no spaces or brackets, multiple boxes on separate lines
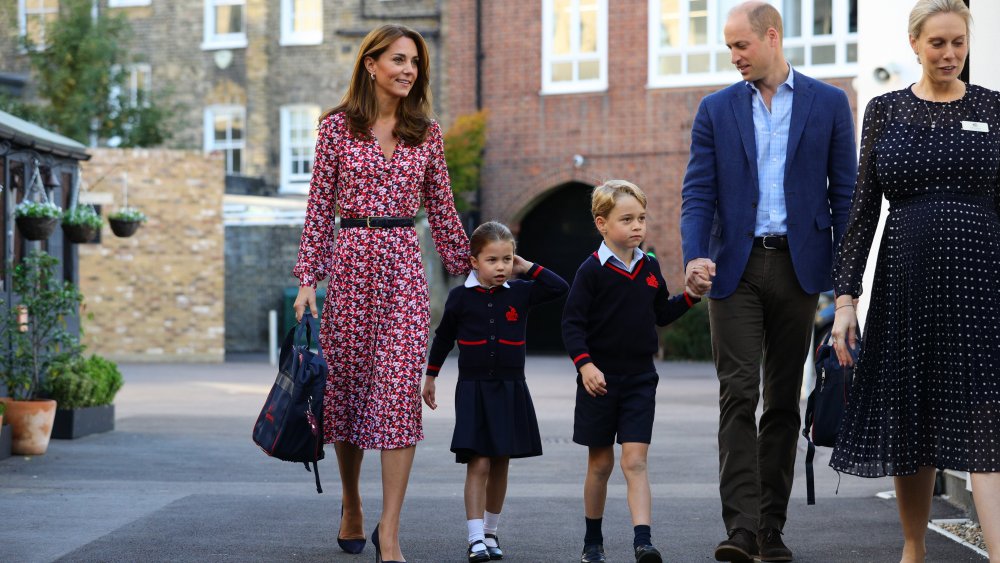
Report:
253,313,327,493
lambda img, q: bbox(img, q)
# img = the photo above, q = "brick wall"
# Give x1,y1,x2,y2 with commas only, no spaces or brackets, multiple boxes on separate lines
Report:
444,0,857,291
78,148,225,362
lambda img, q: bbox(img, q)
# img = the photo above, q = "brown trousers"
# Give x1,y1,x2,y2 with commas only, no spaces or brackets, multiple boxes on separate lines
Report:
708,246,818,533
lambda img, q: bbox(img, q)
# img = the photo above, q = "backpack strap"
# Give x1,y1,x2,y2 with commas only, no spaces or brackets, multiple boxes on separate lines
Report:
304,461,323,494
802,388,818,505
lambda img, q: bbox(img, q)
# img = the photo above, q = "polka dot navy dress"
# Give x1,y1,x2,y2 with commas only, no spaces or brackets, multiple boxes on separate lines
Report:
831,84,1000,477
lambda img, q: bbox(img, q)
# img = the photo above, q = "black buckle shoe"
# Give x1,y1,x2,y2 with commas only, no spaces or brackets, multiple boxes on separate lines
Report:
469,540,491,563
634,543,663,563
484,533,503,560
714,528,758,562
581,544,607,563
758,528,793,562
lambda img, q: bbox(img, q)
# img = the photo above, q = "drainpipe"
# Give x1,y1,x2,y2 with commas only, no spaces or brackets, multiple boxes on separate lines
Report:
476,0,483,110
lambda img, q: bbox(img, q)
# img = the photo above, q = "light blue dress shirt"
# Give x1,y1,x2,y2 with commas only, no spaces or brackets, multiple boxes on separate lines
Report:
597,242,645,273
748,65,794,237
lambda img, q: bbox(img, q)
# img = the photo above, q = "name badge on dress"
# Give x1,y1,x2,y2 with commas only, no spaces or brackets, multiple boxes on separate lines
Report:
961,121,989,132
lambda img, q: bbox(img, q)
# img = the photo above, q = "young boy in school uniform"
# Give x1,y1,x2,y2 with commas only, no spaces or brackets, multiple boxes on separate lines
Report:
562,180,700,563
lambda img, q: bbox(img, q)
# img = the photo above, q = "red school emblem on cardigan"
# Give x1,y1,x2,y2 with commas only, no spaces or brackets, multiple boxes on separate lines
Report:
506,306,519,322
646,273,659,288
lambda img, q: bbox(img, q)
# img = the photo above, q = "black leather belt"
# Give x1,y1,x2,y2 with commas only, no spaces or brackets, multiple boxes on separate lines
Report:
753,235,788,250
340,217,415,229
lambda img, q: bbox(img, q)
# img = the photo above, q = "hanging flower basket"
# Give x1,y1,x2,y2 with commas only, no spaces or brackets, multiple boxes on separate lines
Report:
61,206,103,244
62,223,99,243
16,215,60,241
108,218,141,238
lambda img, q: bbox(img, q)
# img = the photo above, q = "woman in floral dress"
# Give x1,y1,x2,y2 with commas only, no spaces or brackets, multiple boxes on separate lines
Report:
292,24,469,562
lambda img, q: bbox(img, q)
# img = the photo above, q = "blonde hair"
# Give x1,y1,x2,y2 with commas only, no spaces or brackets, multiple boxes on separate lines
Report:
321,24,433,145
591,180,647,219
470,221,516,257
909,0,971,39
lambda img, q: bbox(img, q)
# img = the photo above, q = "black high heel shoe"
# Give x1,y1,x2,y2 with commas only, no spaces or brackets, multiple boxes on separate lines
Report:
372,523,405,563
337,505,366,554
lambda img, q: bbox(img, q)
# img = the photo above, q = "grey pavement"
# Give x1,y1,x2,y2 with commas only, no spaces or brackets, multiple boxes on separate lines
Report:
0,356,983,562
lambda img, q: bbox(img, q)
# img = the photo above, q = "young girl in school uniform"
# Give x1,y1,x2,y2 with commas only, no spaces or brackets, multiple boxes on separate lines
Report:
422,221,569,562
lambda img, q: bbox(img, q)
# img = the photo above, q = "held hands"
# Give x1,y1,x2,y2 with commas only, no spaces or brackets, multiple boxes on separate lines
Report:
830,295,860,366
421,375,437,410
580,363,607,398
512,255,534,276
293,285,318,322
685,258,716,298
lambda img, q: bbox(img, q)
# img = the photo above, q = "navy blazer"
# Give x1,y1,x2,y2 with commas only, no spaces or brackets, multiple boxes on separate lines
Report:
680,70,857,298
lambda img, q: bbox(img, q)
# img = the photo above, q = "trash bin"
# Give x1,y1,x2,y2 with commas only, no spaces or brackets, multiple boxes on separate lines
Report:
282,286,326,336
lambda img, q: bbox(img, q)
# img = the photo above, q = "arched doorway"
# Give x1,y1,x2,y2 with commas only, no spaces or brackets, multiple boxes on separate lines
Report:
516,181,602,353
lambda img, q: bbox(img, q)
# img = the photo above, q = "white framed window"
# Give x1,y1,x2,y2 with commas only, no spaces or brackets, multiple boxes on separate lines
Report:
279,105,321,194
280,0,322,46
202,0,247,50
110,64,153,108
648,0,857,88
109,0,151,7
204,106,246,175
541,0,608,95
18,0,59,50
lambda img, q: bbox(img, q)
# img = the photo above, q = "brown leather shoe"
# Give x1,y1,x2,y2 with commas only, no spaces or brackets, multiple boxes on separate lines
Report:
758,528,793,562
714,528,757,562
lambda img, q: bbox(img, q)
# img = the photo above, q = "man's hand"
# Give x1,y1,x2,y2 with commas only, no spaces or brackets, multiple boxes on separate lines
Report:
579,363,607,398
685,258,716,298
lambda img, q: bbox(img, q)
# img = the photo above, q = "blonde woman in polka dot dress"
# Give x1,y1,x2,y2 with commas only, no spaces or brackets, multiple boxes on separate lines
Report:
292,25,470,563
830,1,1000,561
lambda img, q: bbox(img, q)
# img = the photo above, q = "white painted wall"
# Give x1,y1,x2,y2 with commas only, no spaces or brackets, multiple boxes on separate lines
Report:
971,2,1000,90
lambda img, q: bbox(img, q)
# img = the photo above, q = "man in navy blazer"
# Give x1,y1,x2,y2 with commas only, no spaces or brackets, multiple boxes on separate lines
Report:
680,2,856,561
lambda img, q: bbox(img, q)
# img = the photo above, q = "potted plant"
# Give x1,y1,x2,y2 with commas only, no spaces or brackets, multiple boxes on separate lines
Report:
0,250,82,455
45,353,123,439
15,200,62,241
107,207,146,238
62,206,103,244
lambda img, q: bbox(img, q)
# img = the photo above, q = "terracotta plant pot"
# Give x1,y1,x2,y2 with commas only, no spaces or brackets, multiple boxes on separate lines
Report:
0,398,58,455
15,216,59,241
62,223,98,243
108,218,141,238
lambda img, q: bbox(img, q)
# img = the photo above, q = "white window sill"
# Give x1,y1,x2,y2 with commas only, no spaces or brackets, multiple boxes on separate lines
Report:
539,82,608,96
279,34,323,47
201,37,248,51
279,181,311,196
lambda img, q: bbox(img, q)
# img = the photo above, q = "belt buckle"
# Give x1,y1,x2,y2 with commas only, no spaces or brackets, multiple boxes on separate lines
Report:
366,216,372,228
763,235,778,250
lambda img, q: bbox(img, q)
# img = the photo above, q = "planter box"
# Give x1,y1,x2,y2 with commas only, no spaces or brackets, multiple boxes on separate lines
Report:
0,424,11,461
52,405,115,439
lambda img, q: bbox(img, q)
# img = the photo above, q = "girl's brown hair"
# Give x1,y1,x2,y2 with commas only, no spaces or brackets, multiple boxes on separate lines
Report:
320,24,433,145
470,221,516,257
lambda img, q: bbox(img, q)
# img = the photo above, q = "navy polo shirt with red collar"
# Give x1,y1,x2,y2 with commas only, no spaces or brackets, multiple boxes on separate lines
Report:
426,263,569,380
562,248,699,376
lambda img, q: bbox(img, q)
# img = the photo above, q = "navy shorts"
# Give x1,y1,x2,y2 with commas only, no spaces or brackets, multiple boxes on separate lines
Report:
573,370,658,447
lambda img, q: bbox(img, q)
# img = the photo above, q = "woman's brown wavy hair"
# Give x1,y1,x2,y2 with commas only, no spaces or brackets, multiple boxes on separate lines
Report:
320,24,433,145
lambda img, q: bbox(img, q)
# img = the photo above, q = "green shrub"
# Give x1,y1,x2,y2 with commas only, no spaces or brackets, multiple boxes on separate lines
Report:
41,354,123,408
443,110,487,212
0,401,6,416
660,300,713,360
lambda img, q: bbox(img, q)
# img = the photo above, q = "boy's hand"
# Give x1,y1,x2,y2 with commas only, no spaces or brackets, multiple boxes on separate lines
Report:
421,376,437,409
685,258,716,298
512,255,534,276
580,363,607,397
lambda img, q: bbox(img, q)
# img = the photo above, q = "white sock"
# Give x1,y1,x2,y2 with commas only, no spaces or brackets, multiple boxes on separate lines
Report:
483,510,501,546
467,519,486,549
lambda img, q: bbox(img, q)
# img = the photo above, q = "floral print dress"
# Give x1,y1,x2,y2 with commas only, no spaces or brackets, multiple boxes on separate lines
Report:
294,112,470,450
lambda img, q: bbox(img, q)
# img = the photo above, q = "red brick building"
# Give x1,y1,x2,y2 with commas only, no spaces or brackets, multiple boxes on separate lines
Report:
442,0,857,347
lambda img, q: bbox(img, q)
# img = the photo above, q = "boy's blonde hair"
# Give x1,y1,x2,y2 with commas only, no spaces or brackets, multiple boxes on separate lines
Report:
591,180,647,219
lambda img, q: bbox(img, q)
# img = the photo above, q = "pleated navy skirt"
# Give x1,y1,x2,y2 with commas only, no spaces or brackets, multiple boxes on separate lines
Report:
451,377,543,463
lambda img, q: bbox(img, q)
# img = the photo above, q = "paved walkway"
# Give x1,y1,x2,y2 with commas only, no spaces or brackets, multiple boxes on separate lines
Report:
0,357,982,562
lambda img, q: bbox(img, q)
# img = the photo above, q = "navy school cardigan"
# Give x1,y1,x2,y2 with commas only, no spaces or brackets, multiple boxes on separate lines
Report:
561,252,699,376
427,264,569,380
